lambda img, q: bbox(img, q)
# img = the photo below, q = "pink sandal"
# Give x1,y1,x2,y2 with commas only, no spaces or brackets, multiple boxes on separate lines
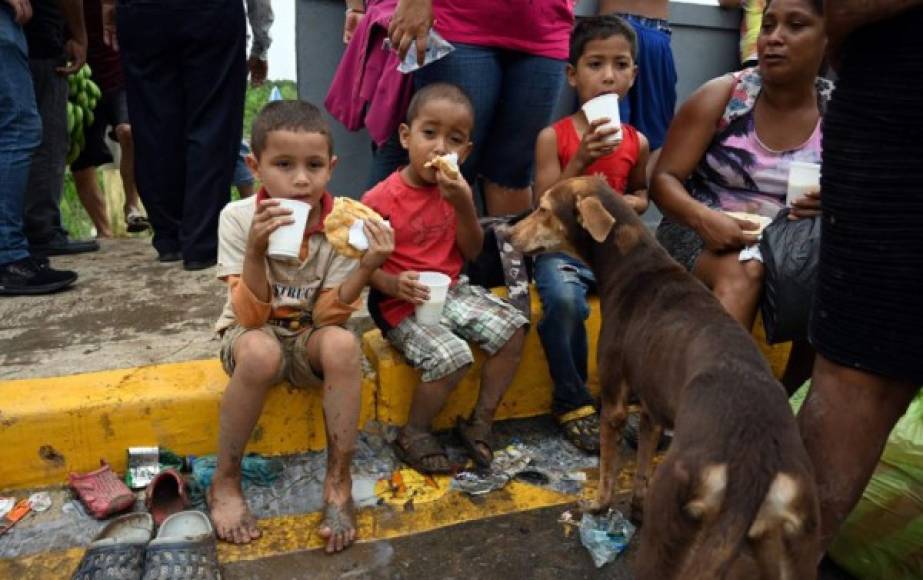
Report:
69,460,135,519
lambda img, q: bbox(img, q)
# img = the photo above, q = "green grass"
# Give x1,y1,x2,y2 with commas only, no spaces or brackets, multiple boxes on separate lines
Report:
61,80,299,238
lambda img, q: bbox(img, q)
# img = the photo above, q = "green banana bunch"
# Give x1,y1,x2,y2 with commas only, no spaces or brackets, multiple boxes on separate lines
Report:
66,65,102,165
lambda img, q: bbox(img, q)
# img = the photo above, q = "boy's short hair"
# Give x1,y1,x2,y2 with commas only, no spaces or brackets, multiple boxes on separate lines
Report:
405,82,475,127
251,100,334,158
569,15,638,65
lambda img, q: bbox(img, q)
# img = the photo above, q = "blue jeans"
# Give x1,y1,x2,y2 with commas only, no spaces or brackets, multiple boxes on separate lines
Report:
0,7,41,265
534,252,597,416
367,43,566,192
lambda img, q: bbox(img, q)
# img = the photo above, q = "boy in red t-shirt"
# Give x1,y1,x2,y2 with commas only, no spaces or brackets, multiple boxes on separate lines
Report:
532,16,650,454
363,83,527,474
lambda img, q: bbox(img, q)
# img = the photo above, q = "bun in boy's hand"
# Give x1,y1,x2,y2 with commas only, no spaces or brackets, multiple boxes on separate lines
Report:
325,197,385,259
424,152,460,180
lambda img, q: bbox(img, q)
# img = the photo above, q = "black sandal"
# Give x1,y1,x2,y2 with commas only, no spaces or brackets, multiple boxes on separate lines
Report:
393,430,453,475
455,416,494,468
72,513,153,580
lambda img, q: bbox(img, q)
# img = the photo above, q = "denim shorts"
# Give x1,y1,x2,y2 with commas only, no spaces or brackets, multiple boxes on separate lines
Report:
232,141,254,187
368,43,566,191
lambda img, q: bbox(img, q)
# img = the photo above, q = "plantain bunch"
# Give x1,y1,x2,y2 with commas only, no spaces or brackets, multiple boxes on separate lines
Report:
66,65,102,165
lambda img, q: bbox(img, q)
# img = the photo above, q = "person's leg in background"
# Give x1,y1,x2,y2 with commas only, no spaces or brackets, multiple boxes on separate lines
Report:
478,50,565,215
233,141,255,198
70,97,115,238
178,0,246,270
534,252,600,453
24,57,99,256
0,9,76,294
110,89,148,232
118,2,185,262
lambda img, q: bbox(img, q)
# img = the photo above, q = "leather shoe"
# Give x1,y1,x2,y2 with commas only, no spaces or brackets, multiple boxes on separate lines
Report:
183,258,216,271
31,237,99,257
158,251,182,263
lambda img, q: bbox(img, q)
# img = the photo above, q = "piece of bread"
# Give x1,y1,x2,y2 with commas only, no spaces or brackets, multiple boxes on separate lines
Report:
724,211,772,236
424,153,460,180
324,197,384,259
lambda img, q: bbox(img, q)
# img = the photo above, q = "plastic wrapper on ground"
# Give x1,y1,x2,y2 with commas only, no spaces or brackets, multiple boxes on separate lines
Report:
578,509,635,568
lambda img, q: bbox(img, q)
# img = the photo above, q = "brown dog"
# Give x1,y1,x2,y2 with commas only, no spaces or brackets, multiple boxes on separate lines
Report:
508,177,819,580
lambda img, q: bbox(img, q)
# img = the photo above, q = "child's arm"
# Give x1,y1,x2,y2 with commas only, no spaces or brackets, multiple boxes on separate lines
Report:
242,198,294,302
435,170,483,261
369,269,430,304
623,133,651,215
336,220,394,305
533,119,618,205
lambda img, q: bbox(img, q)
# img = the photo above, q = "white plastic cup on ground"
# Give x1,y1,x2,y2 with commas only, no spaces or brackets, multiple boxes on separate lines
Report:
415,271,451,326
581,93,622,143
267,199,311,261
786,161,821,206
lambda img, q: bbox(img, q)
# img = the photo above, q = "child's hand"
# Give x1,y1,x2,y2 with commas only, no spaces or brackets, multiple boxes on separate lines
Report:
247,198,294,256
435,166,474,209
393,271,430,305
789,189,822,220
360,220,394,270
575,118,620,169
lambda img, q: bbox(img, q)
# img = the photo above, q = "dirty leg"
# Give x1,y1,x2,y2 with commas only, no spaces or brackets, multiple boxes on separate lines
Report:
468,327,526,460
309,327,363,553
798,355,918,559
210,331,281,544
631,407,662,522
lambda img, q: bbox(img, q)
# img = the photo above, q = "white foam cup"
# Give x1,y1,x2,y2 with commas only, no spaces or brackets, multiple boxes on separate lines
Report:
415,271,451,326
581,93,622,143
267,199,311,261
786,161,821,206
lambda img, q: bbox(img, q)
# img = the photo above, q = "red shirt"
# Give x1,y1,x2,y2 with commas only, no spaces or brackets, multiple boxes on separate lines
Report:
362,171,463,328
434,0,575,61
552,117,640,193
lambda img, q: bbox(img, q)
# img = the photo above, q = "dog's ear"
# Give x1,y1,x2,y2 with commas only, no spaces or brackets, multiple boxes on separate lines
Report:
576,196,616,243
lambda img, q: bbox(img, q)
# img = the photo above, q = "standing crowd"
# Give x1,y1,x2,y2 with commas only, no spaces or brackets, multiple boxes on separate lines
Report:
2,0,921,571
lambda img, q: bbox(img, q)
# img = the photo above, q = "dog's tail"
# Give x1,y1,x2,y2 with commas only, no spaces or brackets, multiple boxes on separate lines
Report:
677,464,812,580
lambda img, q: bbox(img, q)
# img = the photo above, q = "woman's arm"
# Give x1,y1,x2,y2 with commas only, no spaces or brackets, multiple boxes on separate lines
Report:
652,76,760,251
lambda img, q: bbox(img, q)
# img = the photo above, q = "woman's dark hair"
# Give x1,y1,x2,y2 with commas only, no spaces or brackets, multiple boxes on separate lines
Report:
764,0,823,14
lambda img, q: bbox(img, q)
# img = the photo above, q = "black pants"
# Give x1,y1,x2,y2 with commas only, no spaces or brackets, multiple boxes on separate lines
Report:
117,0,246,262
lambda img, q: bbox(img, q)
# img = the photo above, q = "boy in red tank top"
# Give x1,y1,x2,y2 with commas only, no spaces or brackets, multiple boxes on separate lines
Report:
532,16,650,453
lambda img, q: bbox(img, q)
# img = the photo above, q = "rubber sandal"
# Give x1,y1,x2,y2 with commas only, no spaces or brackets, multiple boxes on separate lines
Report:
557,406,601,454
455,417,494,469
71,512,153,580
393,431,453,475
126,213,150,233
142,511,219,580
69,460,136,520
145,468,190,526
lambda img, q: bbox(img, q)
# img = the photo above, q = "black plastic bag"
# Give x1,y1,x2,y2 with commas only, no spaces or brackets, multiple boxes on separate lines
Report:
465,212,533,323
759,209,821,344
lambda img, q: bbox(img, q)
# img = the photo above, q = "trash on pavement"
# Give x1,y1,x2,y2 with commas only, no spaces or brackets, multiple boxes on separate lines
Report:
374,468,449,507
514,470,550,486
191,453,283,491
452,443,534,495
126,446,161,489
578,509,635,568
27,492,52,512
352,478,380,508
0,497,14,519
0,499,32,537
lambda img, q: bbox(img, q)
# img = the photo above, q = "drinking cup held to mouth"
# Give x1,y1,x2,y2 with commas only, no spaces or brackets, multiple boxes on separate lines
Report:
267,199,311,261
415,271,451,326
581,93,622,144
786,161,821,207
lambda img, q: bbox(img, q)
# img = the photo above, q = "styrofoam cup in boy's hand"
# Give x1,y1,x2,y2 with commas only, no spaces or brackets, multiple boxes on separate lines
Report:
582,93,622,144
786,161,821,206
415,271,451,326
267,199,311,261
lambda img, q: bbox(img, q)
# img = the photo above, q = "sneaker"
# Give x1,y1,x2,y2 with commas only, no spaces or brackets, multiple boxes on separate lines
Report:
0,256,77,295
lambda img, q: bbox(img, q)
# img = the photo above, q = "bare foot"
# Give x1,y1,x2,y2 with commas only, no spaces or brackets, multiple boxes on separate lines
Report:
208,473,261,544
318,477,356,553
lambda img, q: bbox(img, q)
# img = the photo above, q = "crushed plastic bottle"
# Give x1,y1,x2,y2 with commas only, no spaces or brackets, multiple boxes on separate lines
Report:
383,29,455,73
578,509,636,568
452,443,533,495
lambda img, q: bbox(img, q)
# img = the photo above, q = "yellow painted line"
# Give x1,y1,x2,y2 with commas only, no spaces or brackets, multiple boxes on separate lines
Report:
0,478,630,579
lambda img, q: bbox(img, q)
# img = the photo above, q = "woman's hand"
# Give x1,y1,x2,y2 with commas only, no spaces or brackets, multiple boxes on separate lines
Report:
388,0,433,66
246,199,294,257
343,8,365,44
789,190,821,220
697,209,761,252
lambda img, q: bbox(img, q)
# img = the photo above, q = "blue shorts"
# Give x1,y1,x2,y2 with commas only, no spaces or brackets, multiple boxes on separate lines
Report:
368,43,566,191
612,14,677,150
233,141,254,187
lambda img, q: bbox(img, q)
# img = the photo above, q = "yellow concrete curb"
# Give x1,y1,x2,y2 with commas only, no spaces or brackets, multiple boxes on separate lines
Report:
0,360,376,490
